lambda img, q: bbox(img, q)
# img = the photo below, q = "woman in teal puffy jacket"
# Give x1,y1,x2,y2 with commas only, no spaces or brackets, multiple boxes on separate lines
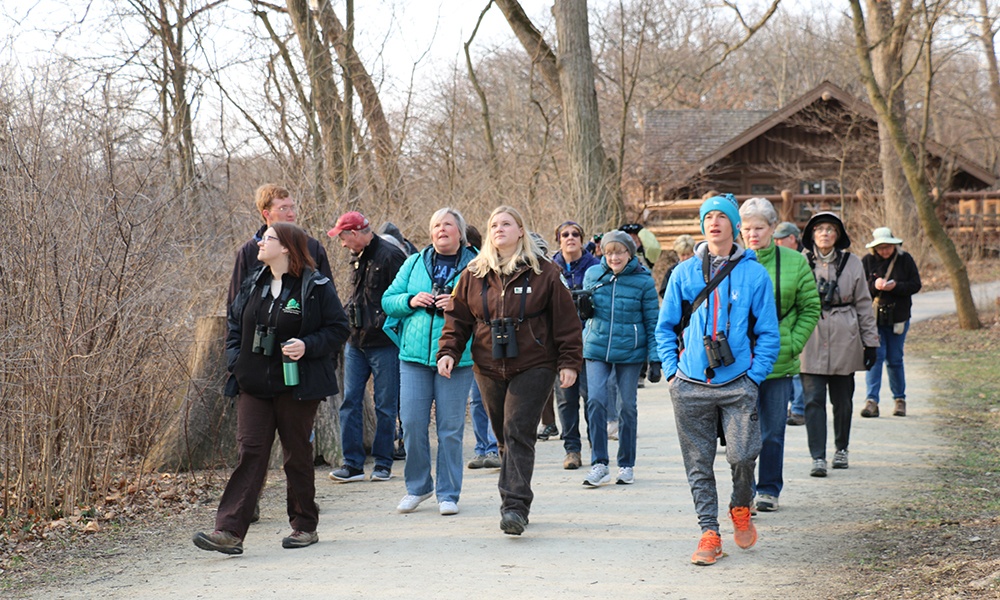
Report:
382,208,477,516
580,231,660,487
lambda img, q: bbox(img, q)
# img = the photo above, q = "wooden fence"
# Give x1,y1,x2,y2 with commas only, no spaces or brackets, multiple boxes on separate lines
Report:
640,190,1000,254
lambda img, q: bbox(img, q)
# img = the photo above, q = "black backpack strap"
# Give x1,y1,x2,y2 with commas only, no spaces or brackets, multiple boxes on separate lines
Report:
481,276,491,323
673,253,743,350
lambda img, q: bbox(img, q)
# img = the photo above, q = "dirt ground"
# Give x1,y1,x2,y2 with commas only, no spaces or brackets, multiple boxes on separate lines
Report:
13,359,945,600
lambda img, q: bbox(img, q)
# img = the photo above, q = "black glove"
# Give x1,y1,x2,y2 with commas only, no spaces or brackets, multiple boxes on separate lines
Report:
863,346,877,371
647,361,662,383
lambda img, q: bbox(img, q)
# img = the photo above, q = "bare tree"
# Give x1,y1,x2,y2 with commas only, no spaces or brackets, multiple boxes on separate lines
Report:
125,0,224,201
849,0,981,329
976,0,1000,125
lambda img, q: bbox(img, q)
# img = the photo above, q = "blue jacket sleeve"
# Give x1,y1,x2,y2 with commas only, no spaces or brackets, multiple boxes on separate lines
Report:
655,268,684,377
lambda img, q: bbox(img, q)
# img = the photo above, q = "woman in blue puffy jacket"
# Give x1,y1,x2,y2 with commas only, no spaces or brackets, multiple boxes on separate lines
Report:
580,230,660,487
383,208,477,516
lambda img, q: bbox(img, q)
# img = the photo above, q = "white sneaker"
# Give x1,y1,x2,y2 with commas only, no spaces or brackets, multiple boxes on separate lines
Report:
616,466,634,485
439,501,459,516
582,463,611,487
396,492,433,513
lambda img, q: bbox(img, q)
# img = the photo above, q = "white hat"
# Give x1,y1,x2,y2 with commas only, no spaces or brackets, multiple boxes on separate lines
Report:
865,227,903,248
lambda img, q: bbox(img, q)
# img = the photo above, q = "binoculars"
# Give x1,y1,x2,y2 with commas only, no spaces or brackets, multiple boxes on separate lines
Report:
427,284,453,315
816,278,839,311
703,331,735,370
490,317,519,359
571,289,594,320
253,325,277,356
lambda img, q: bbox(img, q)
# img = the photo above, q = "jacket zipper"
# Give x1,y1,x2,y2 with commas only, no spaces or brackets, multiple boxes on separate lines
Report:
604,275,617,362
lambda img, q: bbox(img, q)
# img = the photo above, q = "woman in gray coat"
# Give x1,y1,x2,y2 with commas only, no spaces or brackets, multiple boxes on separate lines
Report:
799,213,879,478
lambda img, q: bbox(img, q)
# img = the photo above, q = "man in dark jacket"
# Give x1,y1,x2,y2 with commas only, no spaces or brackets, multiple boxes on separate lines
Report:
227,184,333,308
328,211,407,483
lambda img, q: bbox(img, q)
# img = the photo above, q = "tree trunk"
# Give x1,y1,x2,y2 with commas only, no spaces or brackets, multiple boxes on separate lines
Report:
849,0,981,330
313,0,402,206
978,0,1000,140
146,315,235,472
864,0,918,244
286,0,345,198
553,0,622,232
493,0,562,100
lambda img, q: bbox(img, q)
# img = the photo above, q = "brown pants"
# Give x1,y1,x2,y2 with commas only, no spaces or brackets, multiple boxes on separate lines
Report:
476,368,556,519
215,392,320,539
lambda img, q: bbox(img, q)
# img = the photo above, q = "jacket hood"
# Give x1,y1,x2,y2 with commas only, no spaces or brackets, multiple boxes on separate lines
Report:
802,212,851,251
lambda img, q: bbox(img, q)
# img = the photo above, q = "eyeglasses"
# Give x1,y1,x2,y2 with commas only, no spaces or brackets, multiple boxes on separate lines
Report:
814,225,838,235
605,250,629,258
260,235,280,244
270,203,296,213
560,230,581,239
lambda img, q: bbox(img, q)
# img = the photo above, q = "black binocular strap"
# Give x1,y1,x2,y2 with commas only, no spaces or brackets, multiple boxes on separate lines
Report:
255,281,293,330
481,272,541,325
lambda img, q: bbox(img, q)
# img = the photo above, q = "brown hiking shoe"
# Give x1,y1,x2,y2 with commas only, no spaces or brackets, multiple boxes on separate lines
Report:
860,399,879,418
563,452,582,470
193,530,243,555
281,530,318,548
893,398,906,417
729,506,758,550
691,530,723,565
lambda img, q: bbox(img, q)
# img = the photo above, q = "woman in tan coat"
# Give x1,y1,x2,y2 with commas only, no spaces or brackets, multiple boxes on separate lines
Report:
799,212,879,478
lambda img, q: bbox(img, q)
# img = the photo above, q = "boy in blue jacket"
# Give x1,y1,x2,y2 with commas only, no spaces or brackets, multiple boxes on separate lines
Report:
655,194,779,566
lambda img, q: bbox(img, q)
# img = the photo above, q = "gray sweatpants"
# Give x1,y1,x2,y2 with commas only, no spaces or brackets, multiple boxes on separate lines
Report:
670,375,761,533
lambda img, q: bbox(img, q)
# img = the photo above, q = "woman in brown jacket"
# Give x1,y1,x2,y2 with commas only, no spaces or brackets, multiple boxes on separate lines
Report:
799,212,879,478
437,205,583,536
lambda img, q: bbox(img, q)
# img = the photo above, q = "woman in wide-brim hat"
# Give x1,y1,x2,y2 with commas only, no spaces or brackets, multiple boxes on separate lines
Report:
860,227,922,419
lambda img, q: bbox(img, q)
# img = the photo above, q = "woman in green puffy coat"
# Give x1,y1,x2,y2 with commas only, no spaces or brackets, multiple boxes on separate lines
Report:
382,208,477,516
738,198,821,512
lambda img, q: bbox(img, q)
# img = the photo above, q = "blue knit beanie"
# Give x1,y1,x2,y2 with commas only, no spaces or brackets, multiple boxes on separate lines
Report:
699,194,741,236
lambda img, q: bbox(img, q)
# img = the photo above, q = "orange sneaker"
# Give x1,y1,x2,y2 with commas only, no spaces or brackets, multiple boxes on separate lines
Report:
691,530,723,565
730,506,758,549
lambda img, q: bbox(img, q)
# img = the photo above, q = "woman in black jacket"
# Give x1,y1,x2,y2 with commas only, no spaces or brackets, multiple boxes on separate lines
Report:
860,227,921,418
194,222,350,555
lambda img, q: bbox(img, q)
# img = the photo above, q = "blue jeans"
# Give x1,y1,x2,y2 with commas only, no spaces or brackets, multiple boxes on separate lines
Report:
469,379,498,456
755,377,792,498
555,361,589,453
789,374,804,416
586,361,641,468
399,361,473,504
340,343,400,471
865,321,910,403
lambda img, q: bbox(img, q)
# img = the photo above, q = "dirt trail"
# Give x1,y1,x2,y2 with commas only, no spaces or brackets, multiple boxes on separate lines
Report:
21,357,946,600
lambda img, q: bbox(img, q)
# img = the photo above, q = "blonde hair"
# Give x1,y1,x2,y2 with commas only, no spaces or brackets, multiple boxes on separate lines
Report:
469,206,543,277
254,183,290,221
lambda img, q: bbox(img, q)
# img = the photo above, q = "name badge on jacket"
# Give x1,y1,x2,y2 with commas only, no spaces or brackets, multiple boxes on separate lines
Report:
514,286,532,294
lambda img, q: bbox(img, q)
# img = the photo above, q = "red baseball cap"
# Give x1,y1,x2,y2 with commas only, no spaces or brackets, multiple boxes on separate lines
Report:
328,211,370,236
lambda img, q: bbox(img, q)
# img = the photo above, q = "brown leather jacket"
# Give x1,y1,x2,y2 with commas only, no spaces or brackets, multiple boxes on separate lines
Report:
437,259,583,380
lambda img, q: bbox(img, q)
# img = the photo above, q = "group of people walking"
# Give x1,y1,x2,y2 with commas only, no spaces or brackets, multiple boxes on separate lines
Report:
193,184,921,566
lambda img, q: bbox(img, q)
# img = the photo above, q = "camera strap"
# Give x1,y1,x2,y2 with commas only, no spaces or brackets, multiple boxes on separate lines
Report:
875,253,898,301
673,251,742,352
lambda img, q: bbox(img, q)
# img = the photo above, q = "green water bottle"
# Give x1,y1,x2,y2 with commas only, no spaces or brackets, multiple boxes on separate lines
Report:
281,342,300,386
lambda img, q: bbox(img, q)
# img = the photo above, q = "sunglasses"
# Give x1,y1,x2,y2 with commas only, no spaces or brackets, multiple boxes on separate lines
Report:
560,230,581,238
620,223,642,234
